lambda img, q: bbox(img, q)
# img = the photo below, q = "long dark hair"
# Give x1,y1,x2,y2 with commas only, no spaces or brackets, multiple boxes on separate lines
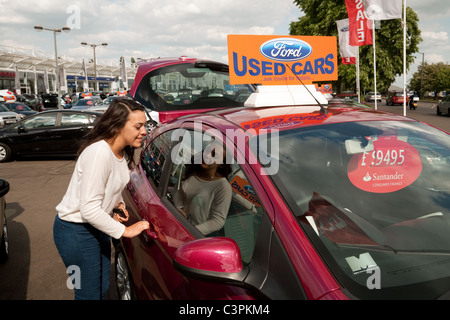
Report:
78,98,146,168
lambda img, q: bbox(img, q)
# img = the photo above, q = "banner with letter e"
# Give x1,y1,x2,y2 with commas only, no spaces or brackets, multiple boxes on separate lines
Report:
227,35,338,85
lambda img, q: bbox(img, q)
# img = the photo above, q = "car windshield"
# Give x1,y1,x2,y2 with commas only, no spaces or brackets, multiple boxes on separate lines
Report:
134,62,254,111
75,98,101,106
8,103,33,111
252,120,450,299
0,104,11,112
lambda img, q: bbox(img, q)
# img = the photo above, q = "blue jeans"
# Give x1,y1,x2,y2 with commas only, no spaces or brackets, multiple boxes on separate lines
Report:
53,215,111,300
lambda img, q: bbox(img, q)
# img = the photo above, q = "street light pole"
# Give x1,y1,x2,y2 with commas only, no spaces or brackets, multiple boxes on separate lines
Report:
81,42,108,91
419,52,425,99
34,25,70,109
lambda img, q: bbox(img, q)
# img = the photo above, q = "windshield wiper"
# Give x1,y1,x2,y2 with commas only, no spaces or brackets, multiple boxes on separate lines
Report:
338,243,450,256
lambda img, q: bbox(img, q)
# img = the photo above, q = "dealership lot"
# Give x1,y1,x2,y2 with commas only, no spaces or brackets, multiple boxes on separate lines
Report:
0,100,448,300
0,159,78,299
0,159,115,299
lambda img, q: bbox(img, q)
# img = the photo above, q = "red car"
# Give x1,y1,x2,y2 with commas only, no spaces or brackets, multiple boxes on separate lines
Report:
386,92,409,106
128,56,255,124
115,85,450,300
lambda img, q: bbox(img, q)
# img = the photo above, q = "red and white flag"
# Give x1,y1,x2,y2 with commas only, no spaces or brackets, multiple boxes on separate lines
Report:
336,19,358,65
363,0,402,20
345,0,373,47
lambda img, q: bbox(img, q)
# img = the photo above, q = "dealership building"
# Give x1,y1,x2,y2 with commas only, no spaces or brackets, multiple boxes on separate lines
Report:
0,45,136,95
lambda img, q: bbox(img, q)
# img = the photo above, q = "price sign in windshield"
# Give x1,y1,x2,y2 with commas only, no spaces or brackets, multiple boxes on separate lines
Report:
347,137,423,193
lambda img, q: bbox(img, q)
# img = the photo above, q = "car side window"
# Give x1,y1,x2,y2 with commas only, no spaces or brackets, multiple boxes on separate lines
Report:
221,164,263,264
166,129,264,264
141,131,172,189
60,113,89,126
23,113,57,129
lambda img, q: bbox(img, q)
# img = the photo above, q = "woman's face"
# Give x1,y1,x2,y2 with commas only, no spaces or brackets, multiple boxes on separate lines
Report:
118,110,147,148
201,142,225,169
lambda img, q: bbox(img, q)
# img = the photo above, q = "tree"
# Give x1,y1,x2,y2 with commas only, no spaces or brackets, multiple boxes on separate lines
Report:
290,0,422,94
409,62,450,99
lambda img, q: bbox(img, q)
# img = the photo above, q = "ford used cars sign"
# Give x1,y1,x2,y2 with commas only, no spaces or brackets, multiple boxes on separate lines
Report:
259,38,313,62
228,35,337,85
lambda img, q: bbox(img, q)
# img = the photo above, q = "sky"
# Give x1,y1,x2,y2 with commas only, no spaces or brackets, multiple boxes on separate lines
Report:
0,0,448,87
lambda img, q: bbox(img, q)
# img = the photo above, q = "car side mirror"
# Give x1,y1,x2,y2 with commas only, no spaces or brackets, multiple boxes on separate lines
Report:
17,125,26,133
173,237,249,283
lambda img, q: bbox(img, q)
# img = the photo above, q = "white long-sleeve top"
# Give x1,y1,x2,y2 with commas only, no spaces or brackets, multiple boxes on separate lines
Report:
56,140,128,239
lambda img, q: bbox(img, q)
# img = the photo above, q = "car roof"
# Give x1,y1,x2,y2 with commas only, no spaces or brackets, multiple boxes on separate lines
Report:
164,85,415,136
38,109,102,115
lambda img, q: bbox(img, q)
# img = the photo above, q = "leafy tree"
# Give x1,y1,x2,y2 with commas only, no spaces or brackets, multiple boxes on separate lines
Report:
290,0,422,94
409,62,450,99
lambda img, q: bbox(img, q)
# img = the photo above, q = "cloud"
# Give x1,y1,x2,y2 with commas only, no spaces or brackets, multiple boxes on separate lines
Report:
422,31,449,42
0,0,298,65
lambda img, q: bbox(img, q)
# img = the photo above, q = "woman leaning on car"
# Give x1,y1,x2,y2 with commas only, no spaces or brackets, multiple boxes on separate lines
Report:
53,98,150,300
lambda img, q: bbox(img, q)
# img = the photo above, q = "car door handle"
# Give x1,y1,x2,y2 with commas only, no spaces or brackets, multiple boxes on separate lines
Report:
145,228,157,239
142,219,157,239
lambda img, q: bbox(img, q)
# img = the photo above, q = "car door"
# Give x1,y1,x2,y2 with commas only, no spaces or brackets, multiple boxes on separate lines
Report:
57,112,97,154
10,112,58,156
121,129,196,299
122,124,276,299
444,96,450,113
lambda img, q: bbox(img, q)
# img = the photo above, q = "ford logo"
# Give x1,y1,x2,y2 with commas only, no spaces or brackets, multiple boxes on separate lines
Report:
260,38,313,62
244,185,256,196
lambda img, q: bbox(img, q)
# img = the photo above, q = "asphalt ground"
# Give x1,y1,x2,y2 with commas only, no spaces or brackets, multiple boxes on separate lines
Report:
0,100,448,300
0,159,120,300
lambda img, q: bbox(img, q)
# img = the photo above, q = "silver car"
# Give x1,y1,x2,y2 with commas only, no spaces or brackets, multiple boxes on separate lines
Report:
0,104,20,127
0,178,10,263
437,96,450,116
364,91,382,102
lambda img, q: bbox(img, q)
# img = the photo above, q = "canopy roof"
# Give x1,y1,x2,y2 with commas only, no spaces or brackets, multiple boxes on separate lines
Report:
0,45,136,79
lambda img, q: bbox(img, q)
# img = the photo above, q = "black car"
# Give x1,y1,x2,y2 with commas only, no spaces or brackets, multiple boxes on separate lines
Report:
39,93,59,111
16,94,41,110
0,178,10,263
0,109,101,162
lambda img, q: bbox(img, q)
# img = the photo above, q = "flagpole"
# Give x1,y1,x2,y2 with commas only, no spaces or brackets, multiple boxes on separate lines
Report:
373,20,377,110
357,47,361,103
403,0,407,116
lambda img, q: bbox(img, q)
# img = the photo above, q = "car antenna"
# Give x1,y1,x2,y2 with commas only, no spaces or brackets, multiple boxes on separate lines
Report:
285,63,328,114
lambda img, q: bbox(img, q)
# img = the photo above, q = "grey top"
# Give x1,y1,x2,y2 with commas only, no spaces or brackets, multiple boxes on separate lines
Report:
174,175,232,235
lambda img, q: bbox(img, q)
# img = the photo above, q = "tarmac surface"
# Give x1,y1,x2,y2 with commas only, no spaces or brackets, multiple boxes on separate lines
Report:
0,159,118,300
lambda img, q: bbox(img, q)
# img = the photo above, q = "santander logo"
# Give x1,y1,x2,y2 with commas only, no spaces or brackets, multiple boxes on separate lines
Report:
260,38,313,62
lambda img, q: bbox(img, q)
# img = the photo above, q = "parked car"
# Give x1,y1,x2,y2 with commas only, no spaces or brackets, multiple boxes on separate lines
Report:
4,102,37,118
39,93,59,111
0,104,21,127
0,90,16,104
329,93,359,103
386,92,409,106
16,94,41,110
128,56,255,124
72,96,103,110
437,95,450,116
0,109,101,162
364,91,382,102
114,85,450,300
0,178,10,263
